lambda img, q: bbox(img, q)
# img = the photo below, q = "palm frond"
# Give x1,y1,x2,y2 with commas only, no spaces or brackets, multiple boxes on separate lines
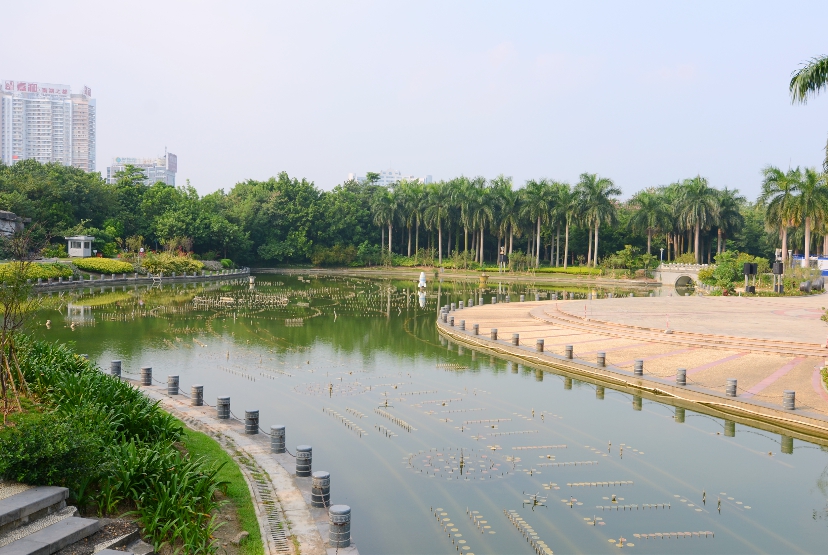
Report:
790,55,828,104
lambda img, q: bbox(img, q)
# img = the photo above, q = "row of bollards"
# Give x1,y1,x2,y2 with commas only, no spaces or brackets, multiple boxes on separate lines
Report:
108,359,351,548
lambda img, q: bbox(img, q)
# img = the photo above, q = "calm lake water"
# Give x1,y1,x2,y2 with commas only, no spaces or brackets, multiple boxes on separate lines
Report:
32,273,828,554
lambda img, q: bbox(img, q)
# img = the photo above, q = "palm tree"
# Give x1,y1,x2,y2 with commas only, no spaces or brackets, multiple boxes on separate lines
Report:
791,167,828,266
496,182,521,256
629,189,670,255
559,185,576,268
397,180,422,257
791,55,828,171
760,166,800,264
677,176,718,264
423,182,450,265
370,188,396,253
489,174,514,258
714,188,745,254
521,179,555,267
576,173,621,266
469,180,493,265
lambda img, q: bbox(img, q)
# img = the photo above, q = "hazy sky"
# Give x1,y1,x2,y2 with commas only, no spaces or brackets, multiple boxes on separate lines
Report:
4,1,828,199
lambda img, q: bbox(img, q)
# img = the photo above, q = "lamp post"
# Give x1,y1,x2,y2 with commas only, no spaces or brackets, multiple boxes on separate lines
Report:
660,248,664,263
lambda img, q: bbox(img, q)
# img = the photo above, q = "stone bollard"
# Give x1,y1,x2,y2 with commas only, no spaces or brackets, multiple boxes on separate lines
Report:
587,293,592,300
296,445,313,477
329,505,351,548
311,471,331,508
675,407,686,423
458,301,464,309
472,324,479,335
535,293,540,301
167,375,179,395
726,379,737,397
451,302,456,311
479,296,484,306
37,278,42,285
536,338,544,352
596,352,605,367
191,385,203,406
552,293,557,300
271,425,286,453
511,333,519,346
441,313,447,323
490,328,498,340
110,360,122,378
565,345,573,359
569,292,574,300
634,360,643,376
632,395,642,411
449,316,454,326
596,385,605,400
505,295,510,303
217,396,230,419
245,410,259,434
520,294,525,302
58,277,63,283
492,296,497,304
676,368,687,386
783,390,795,410
140,366,152,386
459,320,465,331
468,298,474,308
111,273,115,280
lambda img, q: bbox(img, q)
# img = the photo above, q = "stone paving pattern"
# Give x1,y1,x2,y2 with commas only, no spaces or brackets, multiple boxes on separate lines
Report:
447,295,828,416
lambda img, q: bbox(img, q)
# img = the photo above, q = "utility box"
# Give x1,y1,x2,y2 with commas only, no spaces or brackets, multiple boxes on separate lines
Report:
67,235,94,257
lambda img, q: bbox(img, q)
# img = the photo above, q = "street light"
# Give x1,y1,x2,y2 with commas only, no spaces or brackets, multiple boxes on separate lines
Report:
660,248,664,263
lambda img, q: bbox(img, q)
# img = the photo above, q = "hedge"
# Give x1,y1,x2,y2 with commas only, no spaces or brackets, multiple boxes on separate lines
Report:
72,258,135,274
536,266,602,276
142,253,204,276
0,262,73,281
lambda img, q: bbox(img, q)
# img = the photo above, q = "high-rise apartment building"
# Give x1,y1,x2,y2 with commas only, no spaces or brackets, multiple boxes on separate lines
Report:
106,152,177,186
0,80,95,171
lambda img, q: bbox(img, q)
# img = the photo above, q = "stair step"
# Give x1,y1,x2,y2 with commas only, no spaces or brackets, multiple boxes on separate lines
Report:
0,517,100,555
0,507,77,548
0,488,68,535
97,551,134,555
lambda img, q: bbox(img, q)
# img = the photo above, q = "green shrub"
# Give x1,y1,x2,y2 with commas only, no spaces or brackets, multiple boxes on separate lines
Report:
674,253,697,263
220,258,233,269
41,244,68,258
142,253,204,276
0,262,73,281
311,245,357,266
536,266,602,276
0,410,111,492
72,258,134,274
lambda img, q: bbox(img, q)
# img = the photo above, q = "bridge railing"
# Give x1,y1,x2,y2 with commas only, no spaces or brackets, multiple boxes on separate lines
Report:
656,263,710,271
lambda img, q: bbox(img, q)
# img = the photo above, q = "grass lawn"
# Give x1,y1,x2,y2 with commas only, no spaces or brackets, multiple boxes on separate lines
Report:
182,428,264,555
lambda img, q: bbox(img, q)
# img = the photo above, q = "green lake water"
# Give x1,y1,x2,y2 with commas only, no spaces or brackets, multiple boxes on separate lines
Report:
32,273,828,554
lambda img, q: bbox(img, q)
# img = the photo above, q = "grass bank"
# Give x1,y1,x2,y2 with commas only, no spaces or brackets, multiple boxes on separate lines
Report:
182,428,263,555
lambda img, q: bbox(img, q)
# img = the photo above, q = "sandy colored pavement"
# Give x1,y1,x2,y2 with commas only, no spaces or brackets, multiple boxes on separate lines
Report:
444,294,828,418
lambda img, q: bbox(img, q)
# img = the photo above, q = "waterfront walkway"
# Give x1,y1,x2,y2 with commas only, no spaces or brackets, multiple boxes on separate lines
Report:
440,294,828,438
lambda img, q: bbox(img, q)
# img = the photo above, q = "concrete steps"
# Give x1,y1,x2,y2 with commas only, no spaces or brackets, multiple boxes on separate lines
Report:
0,483,126,555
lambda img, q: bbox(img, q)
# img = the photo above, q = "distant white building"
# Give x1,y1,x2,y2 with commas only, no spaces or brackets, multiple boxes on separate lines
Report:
347,169,433,187
106,152,177,186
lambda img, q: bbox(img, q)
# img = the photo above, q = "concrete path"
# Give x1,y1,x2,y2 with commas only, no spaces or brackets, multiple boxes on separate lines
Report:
442,295,828,430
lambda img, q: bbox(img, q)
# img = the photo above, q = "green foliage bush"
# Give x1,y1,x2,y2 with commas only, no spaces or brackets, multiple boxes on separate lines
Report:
536,266,602,276
72,258,134,274
311,245,357,266
0,410,109,489
2,337,226,552
142,253,204,275
0,262,73,281
220,258,233,269
674,253,697,263
41,243,68,258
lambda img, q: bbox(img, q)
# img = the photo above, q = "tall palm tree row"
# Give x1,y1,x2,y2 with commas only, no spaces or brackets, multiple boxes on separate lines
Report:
365,168,828,268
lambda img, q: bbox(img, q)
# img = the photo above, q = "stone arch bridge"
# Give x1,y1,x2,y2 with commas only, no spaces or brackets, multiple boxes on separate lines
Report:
654,263,709,287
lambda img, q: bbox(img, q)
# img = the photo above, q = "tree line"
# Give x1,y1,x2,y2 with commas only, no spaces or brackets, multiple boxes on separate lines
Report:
0,157,816,268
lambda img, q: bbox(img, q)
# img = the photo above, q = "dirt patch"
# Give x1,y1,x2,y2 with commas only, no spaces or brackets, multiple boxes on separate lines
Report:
56,519,138,554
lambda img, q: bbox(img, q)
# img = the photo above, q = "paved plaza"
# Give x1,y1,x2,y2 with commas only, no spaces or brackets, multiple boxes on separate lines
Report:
445,294,828,418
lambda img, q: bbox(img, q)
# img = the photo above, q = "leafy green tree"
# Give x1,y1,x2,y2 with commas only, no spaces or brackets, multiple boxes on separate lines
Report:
629,189,670,255
576,173,621,266
790,55,828,171
678,176,718,263
760,166,800,263
791,167,828,265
